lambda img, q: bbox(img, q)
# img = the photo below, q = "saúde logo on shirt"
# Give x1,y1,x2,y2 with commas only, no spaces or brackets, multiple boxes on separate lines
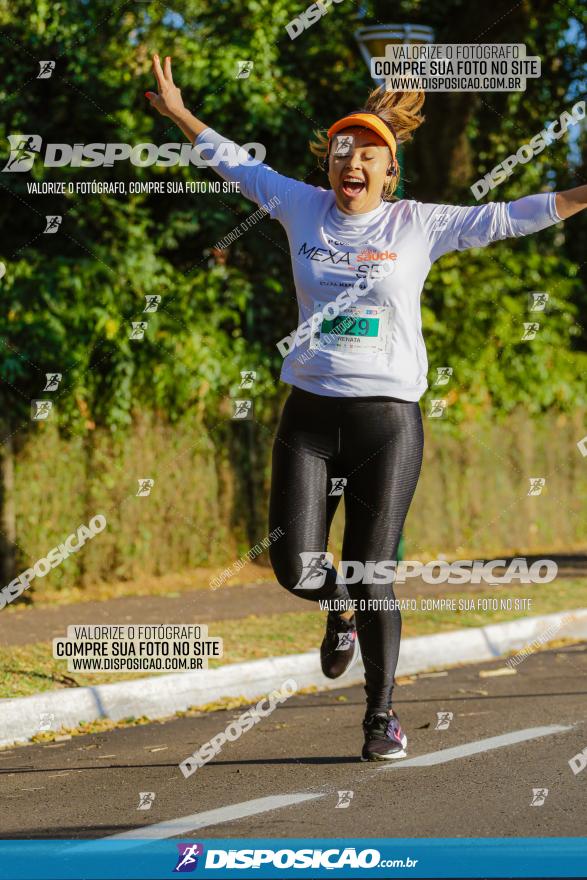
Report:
356,249,397,262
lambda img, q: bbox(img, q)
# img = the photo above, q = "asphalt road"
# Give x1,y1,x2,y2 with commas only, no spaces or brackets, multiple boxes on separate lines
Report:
0,644,585,840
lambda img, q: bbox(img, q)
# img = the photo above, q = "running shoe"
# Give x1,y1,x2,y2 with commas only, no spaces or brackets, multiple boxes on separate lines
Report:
320,610,358,679
361,710,407,761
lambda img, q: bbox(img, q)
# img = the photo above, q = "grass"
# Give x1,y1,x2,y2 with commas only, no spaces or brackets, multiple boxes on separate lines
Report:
5,562,276,610
1,578,585,701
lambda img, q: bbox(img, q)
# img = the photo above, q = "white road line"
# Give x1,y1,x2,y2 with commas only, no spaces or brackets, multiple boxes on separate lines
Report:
100,725,572,843
104,792,325,842
387,724,573,768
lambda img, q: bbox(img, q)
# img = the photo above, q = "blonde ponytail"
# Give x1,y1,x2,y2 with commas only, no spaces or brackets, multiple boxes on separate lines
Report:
309,86,425,199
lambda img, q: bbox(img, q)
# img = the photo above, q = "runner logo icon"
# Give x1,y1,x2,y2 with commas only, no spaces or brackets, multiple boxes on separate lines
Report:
136,478,155,497
39,712,55,731
31,400,52,421
137,791,156,811
236,61,253,79
144,294,161,313
530,788,549,806
294,551,334,590
427,399,447,419
232,399,253,420
3,135,42,172
433,366,453,386
332,134,354,157
174,843,204,872
529,292,549,312
44,215,62,234
37,61,56,79
43,373,62,391
329,477,347,496
528,477,546,496
522,321,540,340
129,321,148,340
435,711,453,730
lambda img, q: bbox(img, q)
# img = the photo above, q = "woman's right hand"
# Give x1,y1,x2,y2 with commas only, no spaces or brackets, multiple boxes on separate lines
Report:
145,54,186,120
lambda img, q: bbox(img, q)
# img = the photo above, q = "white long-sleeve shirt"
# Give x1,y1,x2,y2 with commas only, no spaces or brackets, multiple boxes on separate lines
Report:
195,127,561,401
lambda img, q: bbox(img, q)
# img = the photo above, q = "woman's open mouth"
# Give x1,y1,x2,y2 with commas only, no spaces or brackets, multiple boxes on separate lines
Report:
341,176,366,198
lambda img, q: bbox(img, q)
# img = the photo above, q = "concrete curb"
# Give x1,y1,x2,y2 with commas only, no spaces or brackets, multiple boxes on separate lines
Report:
1,608,586,747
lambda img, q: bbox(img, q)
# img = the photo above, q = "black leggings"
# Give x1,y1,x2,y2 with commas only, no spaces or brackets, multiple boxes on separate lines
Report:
269,385,424,717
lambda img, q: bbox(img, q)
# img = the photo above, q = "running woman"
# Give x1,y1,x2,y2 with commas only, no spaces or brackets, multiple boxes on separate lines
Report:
147,54,587,761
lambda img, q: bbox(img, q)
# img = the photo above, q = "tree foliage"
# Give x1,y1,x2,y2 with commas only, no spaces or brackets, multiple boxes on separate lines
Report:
0,0,585,447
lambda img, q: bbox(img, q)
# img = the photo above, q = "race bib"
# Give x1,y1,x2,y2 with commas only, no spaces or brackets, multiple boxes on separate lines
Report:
309,301,394,356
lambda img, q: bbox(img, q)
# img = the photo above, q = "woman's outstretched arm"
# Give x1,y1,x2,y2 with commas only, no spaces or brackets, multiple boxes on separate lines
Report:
144,53,319,227
145,54,206,143
556,185,587,220
421,185,587,263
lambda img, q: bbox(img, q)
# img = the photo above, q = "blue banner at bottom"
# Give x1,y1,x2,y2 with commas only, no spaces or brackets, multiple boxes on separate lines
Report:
0,838,585,879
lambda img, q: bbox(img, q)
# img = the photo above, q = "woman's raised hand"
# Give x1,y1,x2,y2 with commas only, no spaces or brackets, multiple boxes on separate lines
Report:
145,54,186,120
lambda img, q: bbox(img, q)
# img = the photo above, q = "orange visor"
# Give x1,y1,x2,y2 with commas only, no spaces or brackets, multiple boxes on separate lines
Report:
327,113,397,160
